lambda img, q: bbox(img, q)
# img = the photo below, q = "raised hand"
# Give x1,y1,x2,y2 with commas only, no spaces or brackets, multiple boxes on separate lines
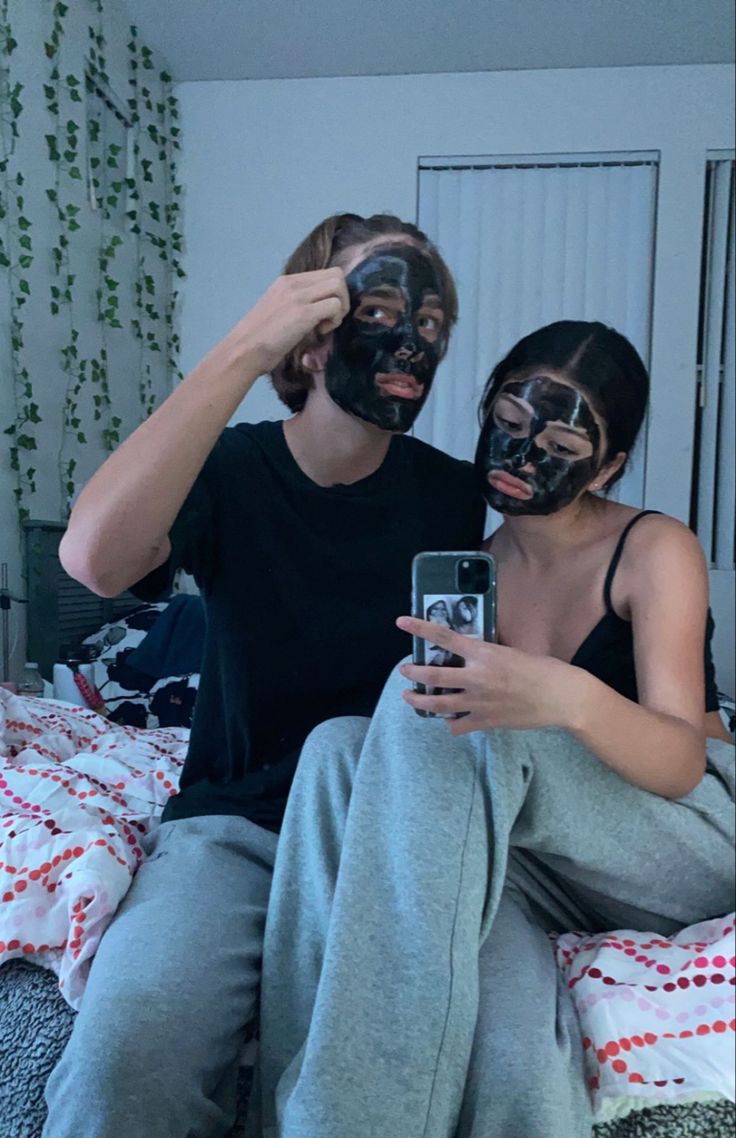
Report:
227,268,350,376
396,616,583,736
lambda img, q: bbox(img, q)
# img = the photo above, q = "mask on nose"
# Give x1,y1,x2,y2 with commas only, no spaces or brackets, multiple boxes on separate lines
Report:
325,245,445,432
475,375,601,515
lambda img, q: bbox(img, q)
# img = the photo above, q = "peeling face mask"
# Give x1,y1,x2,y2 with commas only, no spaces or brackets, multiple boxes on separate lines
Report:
475,376,602,516
325,245,445,432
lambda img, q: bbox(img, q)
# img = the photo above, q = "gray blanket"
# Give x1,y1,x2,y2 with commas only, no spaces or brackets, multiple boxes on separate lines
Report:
1,961,733,1138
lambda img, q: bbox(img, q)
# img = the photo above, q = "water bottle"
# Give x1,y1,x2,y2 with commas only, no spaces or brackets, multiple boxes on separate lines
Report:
18,662,45,699
53,645,107,712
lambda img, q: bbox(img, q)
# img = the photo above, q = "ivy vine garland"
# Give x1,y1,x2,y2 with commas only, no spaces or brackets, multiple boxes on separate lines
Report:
0,0,183,524
1,3,38,518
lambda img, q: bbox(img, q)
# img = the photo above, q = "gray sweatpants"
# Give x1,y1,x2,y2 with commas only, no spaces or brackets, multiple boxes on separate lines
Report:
42,815,278,1138
254,665,736,1138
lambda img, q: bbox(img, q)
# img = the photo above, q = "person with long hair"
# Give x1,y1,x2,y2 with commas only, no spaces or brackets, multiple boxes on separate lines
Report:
253,320,734,1138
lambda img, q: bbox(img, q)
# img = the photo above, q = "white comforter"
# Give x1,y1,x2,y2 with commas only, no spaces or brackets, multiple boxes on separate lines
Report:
0,688,185,1007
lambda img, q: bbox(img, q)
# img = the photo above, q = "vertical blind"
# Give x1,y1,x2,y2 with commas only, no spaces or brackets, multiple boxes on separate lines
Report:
416,155,658,513
692,158,735,570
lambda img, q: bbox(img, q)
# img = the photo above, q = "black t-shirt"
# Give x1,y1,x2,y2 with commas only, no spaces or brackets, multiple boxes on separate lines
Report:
133,421,486,830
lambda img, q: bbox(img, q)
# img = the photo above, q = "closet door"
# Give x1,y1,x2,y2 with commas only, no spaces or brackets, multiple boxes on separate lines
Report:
692,157,735,699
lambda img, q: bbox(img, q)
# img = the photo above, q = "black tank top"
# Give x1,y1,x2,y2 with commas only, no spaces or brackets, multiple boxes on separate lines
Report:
498,510,720,710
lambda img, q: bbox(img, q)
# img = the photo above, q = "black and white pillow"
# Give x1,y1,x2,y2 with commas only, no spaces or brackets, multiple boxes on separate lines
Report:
83,605,199,729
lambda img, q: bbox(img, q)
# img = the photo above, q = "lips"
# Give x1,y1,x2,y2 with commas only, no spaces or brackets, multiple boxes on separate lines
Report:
375,372,424,400
487,469,534,500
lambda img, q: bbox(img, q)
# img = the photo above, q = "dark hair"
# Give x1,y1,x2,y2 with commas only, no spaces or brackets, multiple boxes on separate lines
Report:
479,320,650,488
271,212,458,413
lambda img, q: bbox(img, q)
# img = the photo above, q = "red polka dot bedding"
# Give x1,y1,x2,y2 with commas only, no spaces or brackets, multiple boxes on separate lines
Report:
0,688,733,1123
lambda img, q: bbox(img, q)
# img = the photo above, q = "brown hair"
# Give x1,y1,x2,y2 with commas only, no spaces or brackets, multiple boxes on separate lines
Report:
270,212,458,413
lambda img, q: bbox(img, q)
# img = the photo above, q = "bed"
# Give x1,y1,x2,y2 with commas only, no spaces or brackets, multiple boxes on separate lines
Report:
0,526,733,1138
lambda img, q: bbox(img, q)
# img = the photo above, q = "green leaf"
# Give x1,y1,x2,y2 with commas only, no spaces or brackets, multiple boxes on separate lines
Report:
68,166,82,179
17,434,37,450
19,235,32,250
17,216,31,230
18,280,30,296
18,254,33,269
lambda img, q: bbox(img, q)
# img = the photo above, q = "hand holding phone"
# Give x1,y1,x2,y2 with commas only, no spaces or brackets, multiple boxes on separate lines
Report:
410,551,496,718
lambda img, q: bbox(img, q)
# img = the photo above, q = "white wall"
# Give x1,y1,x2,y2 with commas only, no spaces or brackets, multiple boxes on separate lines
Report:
178,64,735,692
178,64,733,517
0,1,175,683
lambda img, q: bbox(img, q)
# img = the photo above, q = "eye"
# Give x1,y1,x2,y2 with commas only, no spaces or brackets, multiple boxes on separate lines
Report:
494,413,524,434
354,299,400,327
549,441,576,458
417,314,438,330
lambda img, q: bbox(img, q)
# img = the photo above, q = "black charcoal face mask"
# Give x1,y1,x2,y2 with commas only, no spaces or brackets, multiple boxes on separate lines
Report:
325,244,445,432
475,375,602,516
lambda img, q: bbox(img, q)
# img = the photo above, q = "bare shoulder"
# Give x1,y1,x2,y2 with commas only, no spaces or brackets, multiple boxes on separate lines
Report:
620,512,708,596
624,512,705,562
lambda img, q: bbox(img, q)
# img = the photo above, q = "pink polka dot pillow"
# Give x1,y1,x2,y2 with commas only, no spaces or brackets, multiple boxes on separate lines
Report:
555,914,735,1117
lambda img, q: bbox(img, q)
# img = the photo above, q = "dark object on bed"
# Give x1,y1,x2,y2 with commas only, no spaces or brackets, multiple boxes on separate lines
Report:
126,593,204,677
1,961,734,1138
84,603,201,728
24,520,144,680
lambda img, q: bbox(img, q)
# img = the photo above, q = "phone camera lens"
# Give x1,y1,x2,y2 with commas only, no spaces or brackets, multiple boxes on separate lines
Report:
456,557,490,594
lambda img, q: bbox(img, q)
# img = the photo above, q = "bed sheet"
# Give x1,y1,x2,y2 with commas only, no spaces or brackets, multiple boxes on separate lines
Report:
0,690,733,1120
0,689,185,1007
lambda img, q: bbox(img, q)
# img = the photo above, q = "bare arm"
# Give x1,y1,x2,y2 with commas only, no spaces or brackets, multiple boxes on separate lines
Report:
566,518,709,796
399,520,711,798
61,270,348,597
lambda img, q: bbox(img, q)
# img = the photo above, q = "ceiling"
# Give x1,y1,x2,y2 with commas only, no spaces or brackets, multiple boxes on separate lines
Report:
123,0,735,83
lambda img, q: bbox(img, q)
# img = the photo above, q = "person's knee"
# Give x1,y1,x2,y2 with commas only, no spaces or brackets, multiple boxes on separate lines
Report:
46,990,188,1124
298,716,368,784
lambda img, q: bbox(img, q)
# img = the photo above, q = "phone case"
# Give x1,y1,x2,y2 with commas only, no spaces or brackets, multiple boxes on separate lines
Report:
411,551,497,718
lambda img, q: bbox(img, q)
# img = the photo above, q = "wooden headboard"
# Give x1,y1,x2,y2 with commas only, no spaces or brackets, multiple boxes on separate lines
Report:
24,520,144,679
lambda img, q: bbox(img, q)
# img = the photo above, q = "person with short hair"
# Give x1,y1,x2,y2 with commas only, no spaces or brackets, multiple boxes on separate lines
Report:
43,212,485,1138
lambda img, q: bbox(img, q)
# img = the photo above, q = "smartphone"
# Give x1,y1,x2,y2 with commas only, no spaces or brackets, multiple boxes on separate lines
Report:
410,551,496,718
